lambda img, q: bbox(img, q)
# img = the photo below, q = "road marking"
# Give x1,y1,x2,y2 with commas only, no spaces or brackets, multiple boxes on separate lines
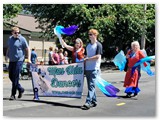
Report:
116,102,126,106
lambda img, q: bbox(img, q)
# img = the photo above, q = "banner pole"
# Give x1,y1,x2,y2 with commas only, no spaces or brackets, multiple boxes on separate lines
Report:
33,87,39,100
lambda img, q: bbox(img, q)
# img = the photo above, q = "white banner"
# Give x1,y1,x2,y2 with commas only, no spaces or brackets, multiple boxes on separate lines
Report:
31,62,84,98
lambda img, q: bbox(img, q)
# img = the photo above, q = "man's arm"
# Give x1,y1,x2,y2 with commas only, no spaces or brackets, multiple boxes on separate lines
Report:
85,54,101,61
26,47,31,63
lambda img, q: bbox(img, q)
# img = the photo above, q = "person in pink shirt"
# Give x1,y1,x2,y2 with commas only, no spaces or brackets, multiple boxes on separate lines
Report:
52,47,60,65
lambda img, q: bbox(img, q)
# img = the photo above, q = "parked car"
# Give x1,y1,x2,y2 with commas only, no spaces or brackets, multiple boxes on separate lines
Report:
3,64,8,71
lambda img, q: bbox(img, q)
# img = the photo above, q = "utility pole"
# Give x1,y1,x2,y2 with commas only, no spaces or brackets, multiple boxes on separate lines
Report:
42,39,45,63
141,4,147,49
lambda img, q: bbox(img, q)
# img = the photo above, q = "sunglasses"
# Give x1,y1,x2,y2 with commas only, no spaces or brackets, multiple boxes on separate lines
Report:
14,32,20,34
88,34,93,36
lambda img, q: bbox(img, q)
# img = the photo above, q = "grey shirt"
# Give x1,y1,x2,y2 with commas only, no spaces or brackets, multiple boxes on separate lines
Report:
85,41,103,70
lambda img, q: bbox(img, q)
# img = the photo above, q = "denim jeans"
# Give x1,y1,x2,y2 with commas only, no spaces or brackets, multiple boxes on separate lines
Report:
85,70,100,105
9,61,24,96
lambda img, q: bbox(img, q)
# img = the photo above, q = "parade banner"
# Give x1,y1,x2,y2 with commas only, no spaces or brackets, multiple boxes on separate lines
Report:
31,62,84,98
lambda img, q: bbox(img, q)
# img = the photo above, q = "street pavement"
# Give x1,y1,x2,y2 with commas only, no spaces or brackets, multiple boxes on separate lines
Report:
3,68,156,118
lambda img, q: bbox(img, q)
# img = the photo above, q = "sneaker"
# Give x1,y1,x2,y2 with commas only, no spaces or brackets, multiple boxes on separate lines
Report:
33,97,39,100
18,89,25,98
9,95,16,100
81,104,91,110
125,94,131,98
132,93,138,97
91,102,97,107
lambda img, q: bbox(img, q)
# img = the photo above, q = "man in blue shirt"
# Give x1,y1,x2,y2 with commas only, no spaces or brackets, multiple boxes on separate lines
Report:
31,48,38,64
6,26,31,100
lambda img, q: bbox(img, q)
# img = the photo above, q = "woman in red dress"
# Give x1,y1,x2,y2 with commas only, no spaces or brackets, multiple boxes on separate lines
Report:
124,41,146,98
60,37,85,63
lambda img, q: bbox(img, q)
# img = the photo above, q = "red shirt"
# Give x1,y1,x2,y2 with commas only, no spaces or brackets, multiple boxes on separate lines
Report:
72,48,85,63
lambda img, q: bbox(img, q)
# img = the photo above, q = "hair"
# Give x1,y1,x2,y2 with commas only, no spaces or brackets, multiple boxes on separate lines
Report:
131,41,140,48
55,47,59,52
40,60,44,65
11,26,19,32
49,46,53,51
64,51,68,56
59,48,63,53
89,29,99,36
75,38,83,48
32,47,36,51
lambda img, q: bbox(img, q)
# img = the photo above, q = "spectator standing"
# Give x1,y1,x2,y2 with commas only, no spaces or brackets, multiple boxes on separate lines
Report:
64,51,69,64
31,47,38,64
48,47,53,65
52,47,60,65
59,48,65,65
115,46,119,55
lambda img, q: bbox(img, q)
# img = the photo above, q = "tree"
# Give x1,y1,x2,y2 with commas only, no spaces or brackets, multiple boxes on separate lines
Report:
3,4,23,25
24,4,155,59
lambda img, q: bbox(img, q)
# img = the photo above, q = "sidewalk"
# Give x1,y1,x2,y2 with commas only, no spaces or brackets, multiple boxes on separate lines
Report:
3,72,10,84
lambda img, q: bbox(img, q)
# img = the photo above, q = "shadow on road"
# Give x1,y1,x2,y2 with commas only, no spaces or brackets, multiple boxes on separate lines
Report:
18,99,82,109
116,95,138,100
3,98,10,100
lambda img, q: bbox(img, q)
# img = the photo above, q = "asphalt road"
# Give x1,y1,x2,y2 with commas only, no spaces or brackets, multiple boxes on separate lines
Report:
3,69,156,118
